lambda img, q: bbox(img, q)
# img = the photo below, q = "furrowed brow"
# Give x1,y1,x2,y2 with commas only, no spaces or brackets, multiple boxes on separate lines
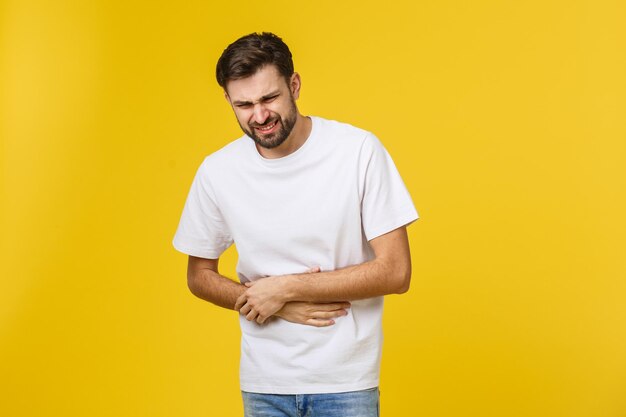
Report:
232,90,281,106
261,91,280,100
232,99,252,106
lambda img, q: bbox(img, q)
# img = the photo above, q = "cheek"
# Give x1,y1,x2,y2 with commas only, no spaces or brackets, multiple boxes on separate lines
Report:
270,104,287,117
234,110,252,125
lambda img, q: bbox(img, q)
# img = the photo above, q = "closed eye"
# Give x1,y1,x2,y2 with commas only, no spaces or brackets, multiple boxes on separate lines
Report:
262,94,279,103
232,92,280,108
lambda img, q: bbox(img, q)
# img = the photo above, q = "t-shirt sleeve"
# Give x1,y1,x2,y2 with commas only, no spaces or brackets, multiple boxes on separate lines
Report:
172,158,233,259
359,133,419,241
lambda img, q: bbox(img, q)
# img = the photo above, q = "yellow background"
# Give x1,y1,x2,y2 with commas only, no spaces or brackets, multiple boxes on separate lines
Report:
2,1,625,416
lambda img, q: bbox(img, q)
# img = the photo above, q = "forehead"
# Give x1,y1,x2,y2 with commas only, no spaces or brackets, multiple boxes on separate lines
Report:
225,65,289,102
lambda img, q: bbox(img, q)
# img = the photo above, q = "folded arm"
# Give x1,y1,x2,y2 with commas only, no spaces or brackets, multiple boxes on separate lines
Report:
236,226,412,323
186,257,349,326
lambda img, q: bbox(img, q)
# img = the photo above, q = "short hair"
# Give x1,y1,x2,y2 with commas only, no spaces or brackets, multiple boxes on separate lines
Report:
216,32,294,88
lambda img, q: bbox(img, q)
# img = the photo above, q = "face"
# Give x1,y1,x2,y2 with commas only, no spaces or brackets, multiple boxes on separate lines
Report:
225,65,300,149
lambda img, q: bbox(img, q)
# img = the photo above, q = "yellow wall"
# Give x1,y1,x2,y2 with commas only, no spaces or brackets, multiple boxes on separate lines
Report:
2,1,625,416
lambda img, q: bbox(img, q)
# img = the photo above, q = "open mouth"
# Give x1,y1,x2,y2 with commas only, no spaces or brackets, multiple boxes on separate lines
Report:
254,119,279,134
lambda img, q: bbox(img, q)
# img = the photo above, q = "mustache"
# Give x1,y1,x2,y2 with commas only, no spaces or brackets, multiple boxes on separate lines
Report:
249,116,279,128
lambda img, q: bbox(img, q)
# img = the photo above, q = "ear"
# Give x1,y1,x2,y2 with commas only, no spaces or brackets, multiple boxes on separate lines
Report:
224,90,231,104
290,73,302,100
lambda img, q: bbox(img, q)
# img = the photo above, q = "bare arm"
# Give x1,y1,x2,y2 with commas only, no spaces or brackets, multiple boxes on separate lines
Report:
236,226,412,323
186,256,349,326
187,256,245,310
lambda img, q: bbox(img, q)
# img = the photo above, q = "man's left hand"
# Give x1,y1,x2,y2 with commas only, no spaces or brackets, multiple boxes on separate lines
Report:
235,267,320,324
235,275,291,324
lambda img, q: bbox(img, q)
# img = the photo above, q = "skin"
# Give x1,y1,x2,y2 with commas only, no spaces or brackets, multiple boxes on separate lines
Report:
224,64,311,160
187,258,351,327
235,227,412,324
186,64,413,327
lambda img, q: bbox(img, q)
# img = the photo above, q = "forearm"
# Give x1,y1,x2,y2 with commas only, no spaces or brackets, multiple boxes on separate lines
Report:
187,265,246,311
284,257,410,303
237,228,413,323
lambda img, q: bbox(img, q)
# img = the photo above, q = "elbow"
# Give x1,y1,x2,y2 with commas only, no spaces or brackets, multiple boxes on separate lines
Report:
187,272,201,297
392,265,412,294
379,257,412,295
394,272,411,294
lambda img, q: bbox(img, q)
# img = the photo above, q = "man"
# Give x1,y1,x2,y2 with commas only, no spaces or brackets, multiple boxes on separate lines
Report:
173,32,418,417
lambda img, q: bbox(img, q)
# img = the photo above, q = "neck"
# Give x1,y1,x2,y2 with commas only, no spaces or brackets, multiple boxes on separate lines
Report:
256,114,312,159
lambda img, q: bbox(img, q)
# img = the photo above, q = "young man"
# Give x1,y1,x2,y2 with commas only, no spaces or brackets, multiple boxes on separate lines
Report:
173,32,418,417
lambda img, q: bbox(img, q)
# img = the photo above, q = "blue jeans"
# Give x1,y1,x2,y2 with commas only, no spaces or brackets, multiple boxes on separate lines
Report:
242,387,380,417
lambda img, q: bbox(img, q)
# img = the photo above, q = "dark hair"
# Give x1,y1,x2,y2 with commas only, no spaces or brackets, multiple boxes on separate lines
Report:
216,32,294,88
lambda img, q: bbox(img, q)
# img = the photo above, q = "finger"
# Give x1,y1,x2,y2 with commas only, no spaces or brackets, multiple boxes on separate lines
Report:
234,294,247,310
312,310,347,319
239,303,252,316
306,318,335,327
306,266,321,273
246,310,258,322
256,315,268,324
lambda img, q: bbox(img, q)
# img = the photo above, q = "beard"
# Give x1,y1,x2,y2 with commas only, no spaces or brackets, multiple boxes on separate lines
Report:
240,99,298,150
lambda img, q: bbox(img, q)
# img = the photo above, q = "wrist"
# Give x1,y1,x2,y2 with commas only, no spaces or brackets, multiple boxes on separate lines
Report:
277,274,299,302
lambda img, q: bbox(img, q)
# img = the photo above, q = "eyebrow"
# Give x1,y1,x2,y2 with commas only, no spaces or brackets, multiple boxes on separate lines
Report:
232,90,280,106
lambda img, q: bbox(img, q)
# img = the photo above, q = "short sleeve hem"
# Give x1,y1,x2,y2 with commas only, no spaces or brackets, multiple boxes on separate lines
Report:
364,211,419,242
172,236,230,259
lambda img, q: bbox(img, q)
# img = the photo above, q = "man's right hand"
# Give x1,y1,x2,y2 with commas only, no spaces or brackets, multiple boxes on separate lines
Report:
273,301,351,327
271,266,349,327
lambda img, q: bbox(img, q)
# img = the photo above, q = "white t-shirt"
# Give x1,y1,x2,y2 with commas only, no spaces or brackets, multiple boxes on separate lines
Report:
173,116,418,394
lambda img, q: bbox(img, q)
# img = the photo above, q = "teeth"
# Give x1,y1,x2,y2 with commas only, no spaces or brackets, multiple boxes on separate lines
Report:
258,122,276,131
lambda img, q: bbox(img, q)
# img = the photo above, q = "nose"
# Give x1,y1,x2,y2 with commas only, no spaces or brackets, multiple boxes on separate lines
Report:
252,103,270,125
